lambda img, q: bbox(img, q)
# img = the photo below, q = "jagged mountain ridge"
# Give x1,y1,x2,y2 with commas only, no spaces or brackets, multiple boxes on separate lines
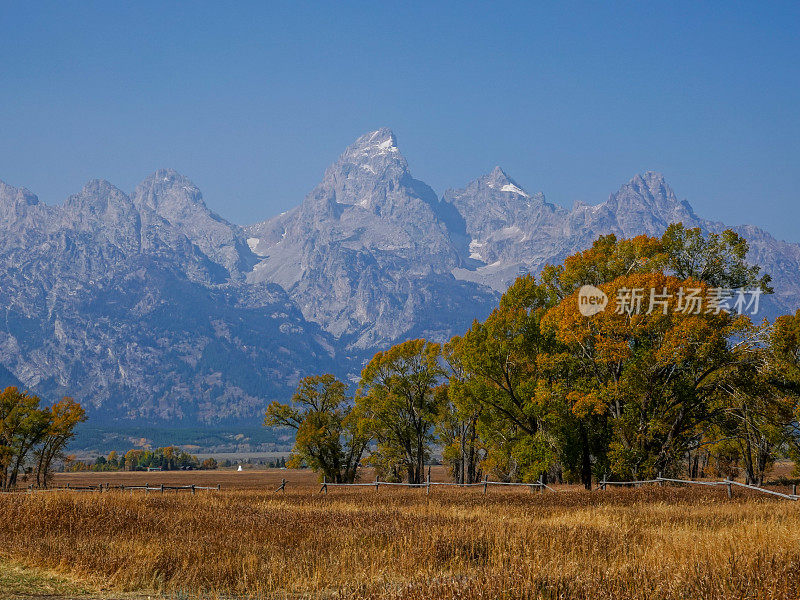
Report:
1,127,798,425
445,168,798,317
245,128,495,348
0,176,336,424
247,130,800,330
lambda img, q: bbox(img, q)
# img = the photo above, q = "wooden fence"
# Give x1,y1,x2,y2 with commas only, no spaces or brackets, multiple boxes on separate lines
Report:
598,474,798,500
5,475,797,501
2,483,223,494
310,473,798,501
314,475,550,496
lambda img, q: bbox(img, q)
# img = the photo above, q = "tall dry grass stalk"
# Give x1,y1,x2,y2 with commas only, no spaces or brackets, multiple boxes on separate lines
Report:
2,485,799,599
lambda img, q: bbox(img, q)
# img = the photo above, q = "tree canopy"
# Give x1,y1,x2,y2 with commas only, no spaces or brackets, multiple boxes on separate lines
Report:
265,374,368,483
0,387,85,490
264,224,800,487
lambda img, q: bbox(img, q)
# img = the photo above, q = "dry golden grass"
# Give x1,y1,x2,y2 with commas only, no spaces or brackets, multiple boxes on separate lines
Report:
2,470,799,599
49,467,321,490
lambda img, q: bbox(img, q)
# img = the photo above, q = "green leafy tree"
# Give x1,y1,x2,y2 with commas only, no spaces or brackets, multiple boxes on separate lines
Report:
0,387,51,490
265,374,369,483
543,272,748,479
448,275,560,482
124,449,144,471
536,228,774,483
33,397,86,487
541,234,666,300
661,223,773,292
357,340,445,484
106,450,119,469
436,345,485,484
736,311,800,479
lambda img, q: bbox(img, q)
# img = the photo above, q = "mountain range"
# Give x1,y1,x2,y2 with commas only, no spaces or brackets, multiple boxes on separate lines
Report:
1,128,798,427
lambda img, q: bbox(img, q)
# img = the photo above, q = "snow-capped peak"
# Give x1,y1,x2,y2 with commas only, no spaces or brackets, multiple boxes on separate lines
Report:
330,128,406,174
482,167,529,197
367,129,398,154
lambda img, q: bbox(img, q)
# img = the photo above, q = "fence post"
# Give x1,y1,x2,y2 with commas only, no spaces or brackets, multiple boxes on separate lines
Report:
726,481,732,499
658,472,664,487
793,483,797,497
538,475,544,494
191,484,196,495
600,474,606,491
483,476,487,496
426,471,430,496
217,484,221,491
161,484,164,495
321,476,328,495
375,476,379,492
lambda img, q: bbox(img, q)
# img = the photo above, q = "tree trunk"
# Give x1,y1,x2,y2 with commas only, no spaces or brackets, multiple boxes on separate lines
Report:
580,424,592,490
467,424,477,484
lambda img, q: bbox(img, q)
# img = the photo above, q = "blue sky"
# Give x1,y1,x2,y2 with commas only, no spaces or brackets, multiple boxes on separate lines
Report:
1,1,798,239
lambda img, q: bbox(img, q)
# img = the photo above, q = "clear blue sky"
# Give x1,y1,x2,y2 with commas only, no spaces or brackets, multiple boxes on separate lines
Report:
1,2,798,239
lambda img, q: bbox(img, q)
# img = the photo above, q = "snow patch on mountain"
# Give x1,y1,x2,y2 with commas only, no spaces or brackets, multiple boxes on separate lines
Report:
501,183,529,197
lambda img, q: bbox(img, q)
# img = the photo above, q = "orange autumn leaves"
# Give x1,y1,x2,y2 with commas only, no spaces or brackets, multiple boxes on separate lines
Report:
544,272,743,368
541,272,747,419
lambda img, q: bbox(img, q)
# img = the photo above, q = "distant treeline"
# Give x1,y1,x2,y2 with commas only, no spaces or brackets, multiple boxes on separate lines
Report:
68,447,217,472
68,450,289,472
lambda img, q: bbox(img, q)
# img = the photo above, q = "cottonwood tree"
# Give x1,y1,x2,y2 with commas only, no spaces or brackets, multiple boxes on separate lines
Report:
265,374,368,483
715,311,800,483
435,343,485,484
34,398,86,488
661,223,773,293
541,225,772,299
540,234,665,301
0,388,84,490
357,339,444,484
537,228,774,482
292,229,785,486
543,272,748,479
447,275,563,483
0,387,50,490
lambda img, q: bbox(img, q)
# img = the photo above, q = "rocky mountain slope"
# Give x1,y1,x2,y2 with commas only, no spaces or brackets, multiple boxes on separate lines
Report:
1,128,798,425
0,176,335,424
244,128,497,349
443,168,797,317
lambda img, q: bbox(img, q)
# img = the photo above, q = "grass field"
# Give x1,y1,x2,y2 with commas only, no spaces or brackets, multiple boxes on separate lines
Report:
2,469,799,599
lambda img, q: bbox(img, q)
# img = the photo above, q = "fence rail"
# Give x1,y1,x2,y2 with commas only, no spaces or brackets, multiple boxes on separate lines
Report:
318,475,554,496
4,475,797,502
314,474,798,501
0,482,222,494
598,474,798,500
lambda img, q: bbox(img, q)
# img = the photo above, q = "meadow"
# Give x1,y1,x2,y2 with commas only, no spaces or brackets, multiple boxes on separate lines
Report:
1,469,799,600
